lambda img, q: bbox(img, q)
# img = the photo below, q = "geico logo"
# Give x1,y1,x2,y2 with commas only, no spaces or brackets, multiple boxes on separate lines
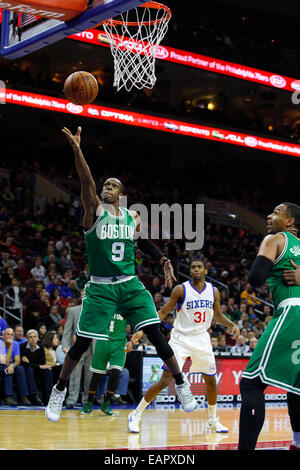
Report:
265,394,287,400
0,3,65,18
217,395,234,402
101,110,134,122
156,395,176,402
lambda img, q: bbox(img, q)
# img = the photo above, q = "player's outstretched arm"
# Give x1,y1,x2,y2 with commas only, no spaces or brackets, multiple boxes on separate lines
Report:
62,127,100,229
132,211,176,288
213,288,239,338
157,284,184,321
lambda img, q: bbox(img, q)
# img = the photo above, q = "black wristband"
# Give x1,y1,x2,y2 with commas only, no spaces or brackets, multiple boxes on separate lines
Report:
160,257,169,266
248,255,273,288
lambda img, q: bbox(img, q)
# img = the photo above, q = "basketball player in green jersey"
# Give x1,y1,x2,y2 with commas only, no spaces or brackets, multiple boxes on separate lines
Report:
81,313,142,416
46,126,197,422
238,202,300,450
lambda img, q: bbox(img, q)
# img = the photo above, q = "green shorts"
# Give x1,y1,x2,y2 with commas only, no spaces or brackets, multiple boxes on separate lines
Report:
243,300,300,395
90,339,126,374
76,276,159,340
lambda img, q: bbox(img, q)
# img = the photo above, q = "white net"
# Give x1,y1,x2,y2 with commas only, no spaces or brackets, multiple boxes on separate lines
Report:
102,2,171,92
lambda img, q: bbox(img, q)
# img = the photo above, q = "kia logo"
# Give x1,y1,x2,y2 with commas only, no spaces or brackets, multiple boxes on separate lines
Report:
244,136,258,147
66,103,83,114
270,75,286,88
154,46,169,60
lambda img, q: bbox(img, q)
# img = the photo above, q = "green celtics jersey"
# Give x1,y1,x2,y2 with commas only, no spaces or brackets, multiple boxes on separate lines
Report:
267,231,300,308
109,313,127,341
84,206,136,277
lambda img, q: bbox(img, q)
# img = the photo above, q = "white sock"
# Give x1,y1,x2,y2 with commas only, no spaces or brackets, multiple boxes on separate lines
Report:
208,404,217,419
293,431,300,447
135,397,150,414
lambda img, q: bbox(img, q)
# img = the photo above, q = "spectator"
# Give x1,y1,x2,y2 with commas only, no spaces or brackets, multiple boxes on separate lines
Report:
23,281,44,305
216,335,229,352
240,283,261,306
252,319,265,338
56,235,71,254
211,336,219,351
30,257,46,282
4,277,24,325
238,311,250,330
14,324,27,344
67,279,81,299
0,315,7,337
5,236,23,258
36,322,47,345
135,250,144,274
153,292,164,310
59,247,76,272
230,335,251,355
20,329,52,405
149,276,163,295
208,318,225,337
249,337,258,353
15,259,31,283
0,328,32,405
1,266,15,288
25,290,51,329
42,331,62,385
48,305,63,330
1,251,17,270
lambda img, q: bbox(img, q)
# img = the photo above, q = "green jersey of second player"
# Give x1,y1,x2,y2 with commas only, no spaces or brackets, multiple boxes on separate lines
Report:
84,206,136,278
267,231,300,308
109,312,127,341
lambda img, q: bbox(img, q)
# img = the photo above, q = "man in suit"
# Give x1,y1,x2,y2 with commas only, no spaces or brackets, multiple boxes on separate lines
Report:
61,300,93,409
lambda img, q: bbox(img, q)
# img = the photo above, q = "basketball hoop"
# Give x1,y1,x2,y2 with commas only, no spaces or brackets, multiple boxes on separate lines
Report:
101,1,171,92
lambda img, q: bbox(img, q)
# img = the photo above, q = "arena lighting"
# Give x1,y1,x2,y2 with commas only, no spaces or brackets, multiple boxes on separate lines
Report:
2,87,300,158
69,28,299,93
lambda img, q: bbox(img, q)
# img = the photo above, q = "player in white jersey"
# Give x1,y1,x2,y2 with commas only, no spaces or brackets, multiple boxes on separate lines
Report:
128,260,239,433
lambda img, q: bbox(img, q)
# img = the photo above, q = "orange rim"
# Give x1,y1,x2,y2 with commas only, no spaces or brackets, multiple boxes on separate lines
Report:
103,1,171,26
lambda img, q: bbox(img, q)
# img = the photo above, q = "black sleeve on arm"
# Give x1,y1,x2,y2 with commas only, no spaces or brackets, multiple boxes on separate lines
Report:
136,238,164,261
248,255,273,288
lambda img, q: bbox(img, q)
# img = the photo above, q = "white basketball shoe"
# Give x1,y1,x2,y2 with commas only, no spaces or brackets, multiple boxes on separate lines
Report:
128,410,142,433
175,380,199,412
208,416,228,433
45,385,67,422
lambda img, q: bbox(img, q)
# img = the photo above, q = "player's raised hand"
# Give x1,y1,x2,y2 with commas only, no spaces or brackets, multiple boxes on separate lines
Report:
62,126,82,148
230,324,240,339
283,259,300,286
163,259,177,289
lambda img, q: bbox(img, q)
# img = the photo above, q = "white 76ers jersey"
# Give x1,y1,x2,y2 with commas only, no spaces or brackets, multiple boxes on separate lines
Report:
173,280,215,336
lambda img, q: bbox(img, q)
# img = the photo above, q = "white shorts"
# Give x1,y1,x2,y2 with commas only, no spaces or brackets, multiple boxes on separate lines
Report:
168,330,216,376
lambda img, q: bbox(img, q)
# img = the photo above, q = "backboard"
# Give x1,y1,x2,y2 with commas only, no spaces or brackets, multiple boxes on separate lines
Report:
0,0,149,59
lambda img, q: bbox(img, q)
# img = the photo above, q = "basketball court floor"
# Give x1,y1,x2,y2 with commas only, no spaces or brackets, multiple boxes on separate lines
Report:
0,402,292,451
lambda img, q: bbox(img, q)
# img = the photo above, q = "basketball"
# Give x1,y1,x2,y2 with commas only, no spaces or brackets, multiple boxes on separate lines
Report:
63,71,99,105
